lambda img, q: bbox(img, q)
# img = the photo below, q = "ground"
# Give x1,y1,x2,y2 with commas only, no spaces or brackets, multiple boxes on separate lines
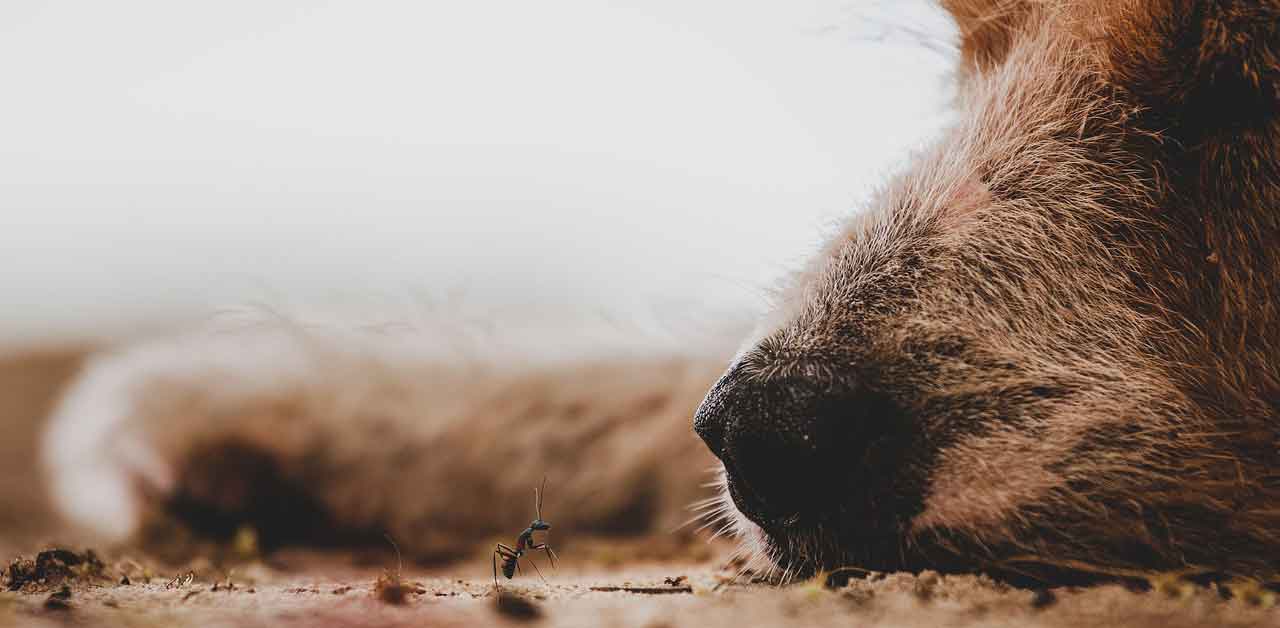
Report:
3,546,1278,628
3,349,1278,627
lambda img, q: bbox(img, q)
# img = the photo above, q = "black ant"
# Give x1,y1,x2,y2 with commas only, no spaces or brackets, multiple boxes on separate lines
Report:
493,478,558,586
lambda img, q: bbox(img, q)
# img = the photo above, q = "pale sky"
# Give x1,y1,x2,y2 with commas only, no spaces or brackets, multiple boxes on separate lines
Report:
0,1,955,350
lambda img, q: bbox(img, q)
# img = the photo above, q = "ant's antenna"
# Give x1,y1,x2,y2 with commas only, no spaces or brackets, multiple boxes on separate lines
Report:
536,476,547,520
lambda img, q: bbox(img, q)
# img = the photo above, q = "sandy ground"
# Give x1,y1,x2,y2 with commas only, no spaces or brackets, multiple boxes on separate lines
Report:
4,548,1279,628
2,348,1279,627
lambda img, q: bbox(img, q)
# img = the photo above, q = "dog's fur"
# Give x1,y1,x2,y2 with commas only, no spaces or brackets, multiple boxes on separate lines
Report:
42,0,1279,583
700,0,1280,581
41,325,731,560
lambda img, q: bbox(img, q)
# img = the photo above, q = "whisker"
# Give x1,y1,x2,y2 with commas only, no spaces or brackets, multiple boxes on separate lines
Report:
687,497,723,511
707,520,736,542
673,506,728,534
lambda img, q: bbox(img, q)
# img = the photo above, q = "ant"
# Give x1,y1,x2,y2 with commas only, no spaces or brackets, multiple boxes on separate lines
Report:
493,478,559,586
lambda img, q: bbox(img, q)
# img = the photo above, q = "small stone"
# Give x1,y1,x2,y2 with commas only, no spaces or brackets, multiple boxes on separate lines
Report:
44,586,72,611
1030,589,1057,610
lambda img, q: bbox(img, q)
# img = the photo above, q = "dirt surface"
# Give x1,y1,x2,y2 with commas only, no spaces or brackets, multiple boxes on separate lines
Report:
3,547,1279,628
3,348,1280,627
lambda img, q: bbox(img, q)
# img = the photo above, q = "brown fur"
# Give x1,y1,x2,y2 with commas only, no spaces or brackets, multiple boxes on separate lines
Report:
41,328,727,561
702,0,1280,582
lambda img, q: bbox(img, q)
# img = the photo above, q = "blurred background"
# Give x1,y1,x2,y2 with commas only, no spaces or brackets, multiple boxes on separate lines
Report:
0,0,953,551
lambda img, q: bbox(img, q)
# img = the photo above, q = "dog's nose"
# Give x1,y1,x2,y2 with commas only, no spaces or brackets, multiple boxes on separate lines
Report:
694,364,906,525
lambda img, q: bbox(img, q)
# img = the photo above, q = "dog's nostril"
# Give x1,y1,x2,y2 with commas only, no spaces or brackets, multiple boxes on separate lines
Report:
727,428,823,520
713,377,908,525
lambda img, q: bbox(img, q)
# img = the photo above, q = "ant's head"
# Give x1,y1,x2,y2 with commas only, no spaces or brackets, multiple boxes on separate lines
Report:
531,519,551,531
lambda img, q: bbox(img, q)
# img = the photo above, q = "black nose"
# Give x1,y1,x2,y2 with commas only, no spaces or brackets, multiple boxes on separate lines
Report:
693,364,906,526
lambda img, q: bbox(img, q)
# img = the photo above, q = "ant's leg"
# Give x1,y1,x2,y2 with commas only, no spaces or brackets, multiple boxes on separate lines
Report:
530,543,558,569
524,555,548,584
496,545,519,563
492,549,500,586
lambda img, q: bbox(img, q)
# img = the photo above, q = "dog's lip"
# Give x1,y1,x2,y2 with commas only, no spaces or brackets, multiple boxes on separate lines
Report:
725,461,910,536
724,465,807,530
